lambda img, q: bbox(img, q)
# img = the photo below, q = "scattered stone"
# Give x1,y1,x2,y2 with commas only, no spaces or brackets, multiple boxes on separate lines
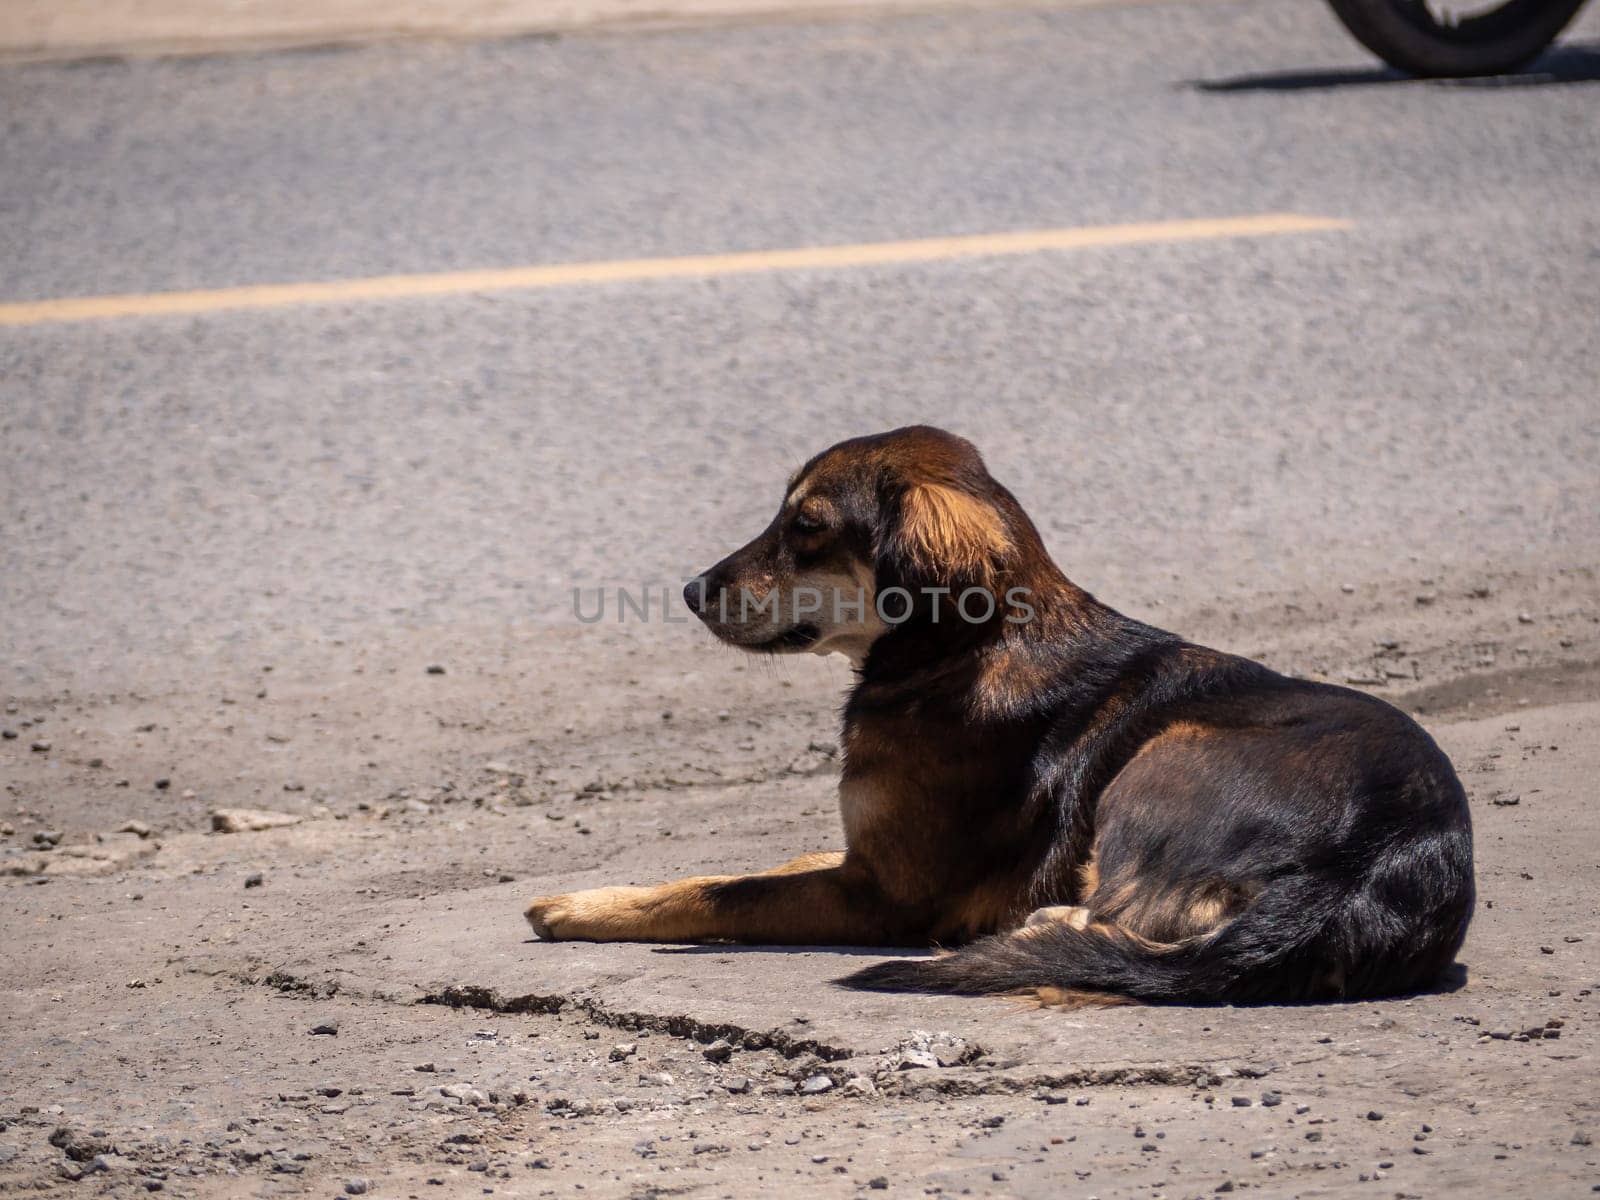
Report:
1491,794,1521,807
897,1049,939,1071
3,836,157,878
211,808,302,833
1540,945,1555,955
1230,1096,1252,1108
244,872,264,888
702,1039,735,1063
1260,1090,1283,1107
800,1075,834,1094
309,1019,340,1036
118,820,153,838
30,739,51,752
609,1043,637,1062
344,1179,371,1195
32,830,63,847
1366,1110,1384,1121
49,1126,110,1162
869,1178,889,1190
426,665,446,675
154,778,170,790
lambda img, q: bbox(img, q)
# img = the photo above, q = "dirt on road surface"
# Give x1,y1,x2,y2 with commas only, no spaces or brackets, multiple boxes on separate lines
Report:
5,0,1600,1192
4,563,1598,1198
0,0,1125,63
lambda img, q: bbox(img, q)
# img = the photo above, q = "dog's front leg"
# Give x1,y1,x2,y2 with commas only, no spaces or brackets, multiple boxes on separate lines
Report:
524,853,898,944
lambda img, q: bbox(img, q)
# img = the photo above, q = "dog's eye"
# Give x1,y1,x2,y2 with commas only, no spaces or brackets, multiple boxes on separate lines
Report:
792,513,828,536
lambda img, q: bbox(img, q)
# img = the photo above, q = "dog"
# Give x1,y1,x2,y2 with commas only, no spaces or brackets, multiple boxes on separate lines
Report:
525,426,1474,1004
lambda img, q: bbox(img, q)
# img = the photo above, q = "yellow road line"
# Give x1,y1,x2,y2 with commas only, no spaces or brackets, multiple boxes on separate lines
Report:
0,214,1349,328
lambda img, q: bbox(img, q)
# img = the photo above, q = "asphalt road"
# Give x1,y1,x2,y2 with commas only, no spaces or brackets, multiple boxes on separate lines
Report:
3,7,1600,1197
2,0,1598,693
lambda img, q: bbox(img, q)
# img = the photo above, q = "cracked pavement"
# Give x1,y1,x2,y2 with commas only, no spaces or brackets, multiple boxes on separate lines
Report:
4,578,1599,1196
4,0,1600,1194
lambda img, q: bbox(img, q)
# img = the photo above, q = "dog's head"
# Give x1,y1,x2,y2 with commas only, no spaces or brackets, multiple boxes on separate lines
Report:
683,426,1037,664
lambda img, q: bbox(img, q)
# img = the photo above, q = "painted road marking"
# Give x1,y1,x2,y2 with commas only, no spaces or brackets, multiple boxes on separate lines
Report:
0,214,1349,327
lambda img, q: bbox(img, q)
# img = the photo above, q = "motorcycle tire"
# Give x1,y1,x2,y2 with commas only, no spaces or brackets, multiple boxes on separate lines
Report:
1325,0,1588,76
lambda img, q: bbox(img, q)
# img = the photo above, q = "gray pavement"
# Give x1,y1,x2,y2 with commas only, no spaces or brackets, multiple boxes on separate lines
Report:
2,3,1600,1197
2,0,1599,697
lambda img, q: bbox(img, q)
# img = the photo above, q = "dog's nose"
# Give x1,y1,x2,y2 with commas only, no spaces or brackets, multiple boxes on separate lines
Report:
683,576,709,615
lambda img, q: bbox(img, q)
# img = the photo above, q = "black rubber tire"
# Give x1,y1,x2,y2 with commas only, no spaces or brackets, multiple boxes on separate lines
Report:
1325,0,1588,75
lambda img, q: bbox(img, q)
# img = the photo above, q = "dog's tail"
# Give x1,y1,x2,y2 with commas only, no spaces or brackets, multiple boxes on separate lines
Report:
838,868,1468,1004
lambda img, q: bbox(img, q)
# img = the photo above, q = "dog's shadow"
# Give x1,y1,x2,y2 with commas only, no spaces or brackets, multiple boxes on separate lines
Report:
654,947,1471,1003
650,943,928,960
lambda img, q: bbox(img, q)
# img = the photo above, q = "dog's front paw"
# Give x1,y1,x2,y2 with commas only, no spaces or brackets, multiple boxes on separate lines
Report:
524,887,650,941
524,894,574,940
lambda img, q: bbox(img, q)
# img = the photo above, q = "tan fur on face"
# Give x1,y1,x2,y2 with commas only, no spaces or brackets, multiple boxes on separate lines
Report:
804,558,889,664
898,483,1013,584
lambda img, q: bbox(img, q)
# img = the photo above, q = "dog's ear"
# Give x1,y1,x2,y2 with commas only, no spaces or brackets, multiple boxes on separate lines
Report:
885,482,1014,589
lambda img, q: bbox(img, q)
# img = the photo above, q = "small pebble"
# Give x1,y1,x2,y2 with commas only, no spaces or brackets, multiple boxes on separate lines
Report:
309,1020,340,1036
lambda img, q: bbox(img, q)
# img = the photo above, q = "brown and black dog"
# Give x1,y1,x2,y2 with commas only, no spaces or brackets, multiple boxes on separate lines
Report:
526,426,1474,1004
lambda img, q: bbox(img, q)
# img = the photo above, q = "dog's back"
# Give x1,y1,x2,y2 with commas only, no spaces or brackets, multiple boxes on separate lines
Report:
842,634,1474,1004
